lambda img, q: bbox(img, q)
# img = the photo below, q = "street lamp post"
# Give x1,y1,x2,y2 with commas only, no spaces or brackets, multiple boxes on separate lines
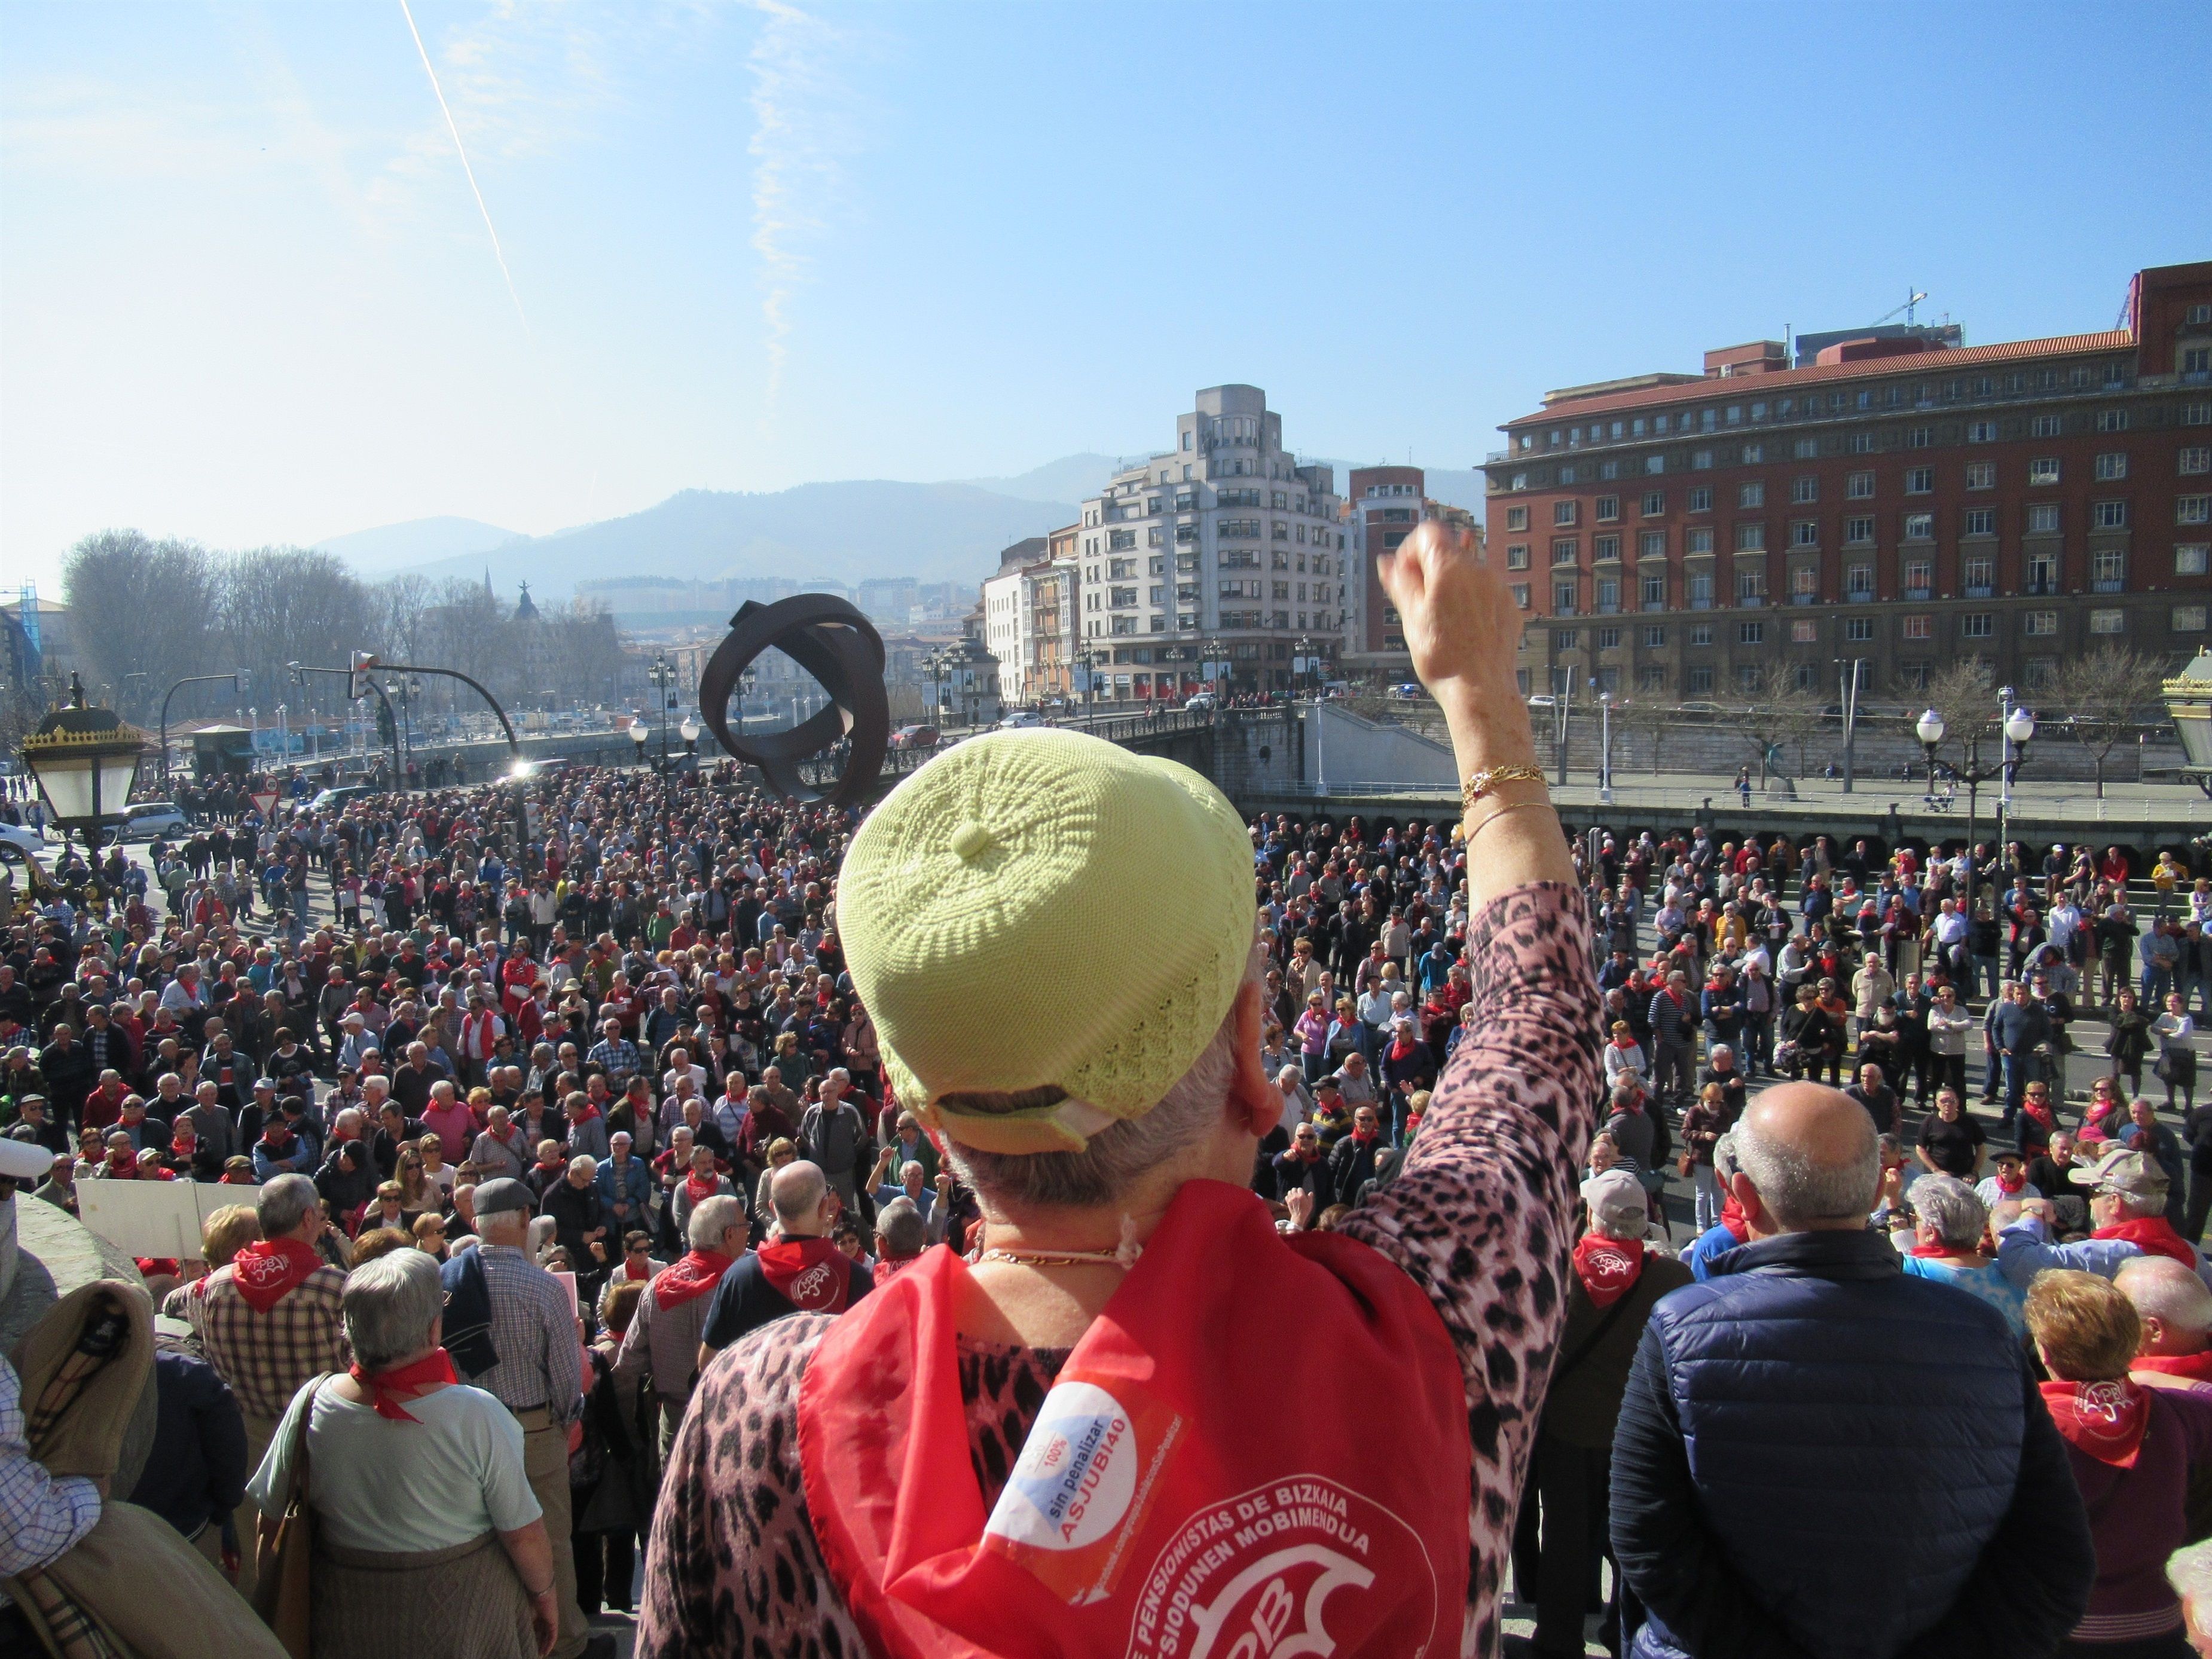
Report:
21,674,146,906
1916,689,2036,922
1598,688,1615,806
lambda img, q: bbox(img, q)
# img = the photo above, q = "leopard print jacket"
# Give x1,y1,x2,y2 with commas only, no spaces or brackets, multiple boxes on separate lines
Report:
637,881,1599,1658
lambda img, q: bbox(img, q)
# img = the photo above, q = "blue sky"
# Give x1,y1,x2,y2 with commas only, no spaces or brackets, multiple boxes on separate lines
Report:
4,0,2207,592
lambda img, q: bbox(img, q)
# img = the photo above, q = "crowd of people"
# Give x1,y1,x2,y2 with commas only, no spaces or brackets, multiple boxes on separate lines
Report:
5,523,2212,1657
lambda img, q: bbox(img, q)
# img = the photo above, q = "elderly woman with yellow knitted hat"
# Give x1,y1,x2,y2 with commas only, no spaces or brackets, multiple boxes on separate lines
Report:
638,521,1599,1659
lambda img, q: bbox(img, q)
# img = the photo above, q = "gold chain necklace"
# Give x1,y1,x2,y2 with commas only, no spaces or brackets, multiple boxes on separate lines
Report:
979,1246,1132,1270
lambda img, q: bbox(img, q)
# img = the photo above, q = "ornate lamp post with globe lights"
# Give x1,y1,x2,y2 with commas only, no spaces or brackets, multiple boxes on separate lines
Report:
1917,688,2036,918
20,674,147,905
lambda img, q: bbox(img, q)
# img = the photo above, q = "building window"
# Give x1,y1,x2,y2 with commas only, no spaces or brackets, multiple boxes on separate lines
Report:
2027,550,2058,592
1553,538,1580,564
1794,438,1820,460
1637,665,1667,692
2094,500,2131,529
1596,496,1620,522
1742,442,1764,463
1642,490,1665,516
1846,564,1874,598
1641,574,1666,609
2182,448,2212,476
1967,421,1998,444
1844,616,1873,641
1511,584,1530,610
1791,520,1819,546
1506,544,1530,570
1739,482,1765,509
1554,501,1578,527
1554,581,1579,614
1639,530,1665,558
2024,610,2058,637
1964,555,1994,594
2179,545,2211,576
1898,662,1930,689
1108,529,1136,551
2092,452,2129,482
1597,625,1622,649
2093,548,2127,591
1961,613,1993,638
1845,516,1875,544
1737,570,1767,604
1685,527,1713,554
1504,506,1528,530
1791,566,1819,599
1645,454,1666,475
2089,609,2125,634
1904,558,1933,594
1791,476,1818,504
2032,414,2063,438
1792,620,1818,643
1966,462,1996,490
1964,508,1996,536
1904,512,1934,540
1906,467,1935,494
1906,427,1933,449
1736,522,1766,551
1849,433,1876,454
1846,471,1875,499
1687,665,1715,695
1902,615,1932,640
1688,487,1712,512
2097,410,2130,433
1688,573,1715,608
1641,624,1666,647
1736,664,1763,693
2177,606,2210,634
1689,623,1713,646
1692,450,1715,470
2181,496,2212,525
2027,503,2060,534
1594,534,1621,561
2028,457,2060,486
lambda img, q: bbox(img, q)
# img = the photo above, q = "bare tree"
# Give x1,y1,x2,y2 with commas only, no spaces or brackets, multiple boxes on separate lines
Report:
2049,644,2169,798
1737,664,1827,785
62,531,223,723
1615,697,1673,775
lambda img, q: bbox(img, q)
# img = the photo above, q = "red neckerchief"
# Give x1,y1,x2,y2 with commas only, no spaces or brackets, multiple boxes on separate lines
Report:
1907,1242,1965,1258
103,1150,136,1178
1718,1193,1751,1244
796,1180,1468,1659
656,1248,738,1309
2094,1215,2199,1266
1572,1233,1646,1308
2040,1377,2150,1467
1349,1128,1379,1146
622,1255,652,1282
758,1236,852,1313
2021,1098,2054,1130
572,1099,604,1125
1996,1167,2027,1194
683,1169,722,1209
349,1349,459,1422
2135,1349,2212,1383
230,1237,323,1313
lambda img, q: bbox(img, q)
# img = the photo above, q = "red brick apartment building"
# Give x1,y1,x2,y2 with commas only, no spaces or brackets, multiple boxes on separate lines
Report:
1483,260,2212,702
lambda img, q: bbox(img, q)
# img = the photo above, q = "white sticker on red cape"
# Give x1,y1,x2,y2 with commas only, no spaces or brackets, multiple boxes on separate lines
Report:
986,1380,1142,1552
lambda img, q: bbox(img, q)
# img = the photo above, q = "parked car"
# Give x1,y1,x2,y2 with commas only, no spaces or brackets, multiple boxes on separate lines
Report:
308,784,371,812
890,725,940,750
117,802,188,841
1183,693,1217,713
0,823,48,860
998,710,1046,729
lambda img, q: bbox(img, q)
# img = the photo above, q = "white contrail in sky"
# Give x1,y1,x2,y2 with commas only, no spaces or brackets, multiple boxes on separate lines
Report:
397,0,529,330
746,0,834,411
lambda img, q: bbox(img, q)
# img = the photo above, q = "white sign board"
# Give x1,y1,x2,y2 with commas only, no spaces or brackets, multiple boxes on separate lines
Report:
78,1180,263,1260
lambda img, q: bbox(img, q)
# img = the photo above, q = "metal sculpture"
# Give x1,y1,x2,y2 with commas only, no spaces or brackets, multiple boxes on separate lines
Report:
695,595,890,805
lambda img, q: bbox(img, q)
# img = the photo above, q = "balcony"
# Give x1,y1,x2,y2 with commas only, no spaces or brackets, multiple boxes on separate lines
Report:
1689,597,1714,611
1642,599,1667,612
1597,601,1621,615
1964,583,1994,598
1844,590,1874,604
1904,586,1932,601
1789,593,1818,606
2024,579,2060,597
2092,578,2128,593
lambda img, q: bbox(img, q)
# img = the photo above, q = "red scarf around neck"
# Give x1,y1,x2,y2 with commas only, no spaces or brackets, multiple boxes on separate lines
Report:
796,1180,1469,1659
656,1248,737,1310
350,1349,459,1422
1995,1166,2027,1195
683,1169,723,1210
2040,1377,2150,1467
759,1236,852,1313
230,1236,323,1312
1572,1233,1646,1307
2093,1215,2199,1266
1718,1192,1751,1244
2134,1349,2212,1383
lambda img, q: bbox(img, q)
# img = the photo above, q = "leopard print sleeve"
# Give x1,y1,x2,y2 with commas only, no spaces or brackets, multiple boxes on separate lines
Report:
1339,879,1601,1659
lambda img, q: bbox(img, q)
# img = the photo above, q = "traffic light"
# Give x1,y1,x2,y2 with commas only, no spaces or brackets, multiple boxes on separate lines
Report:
234,667,252,696
350,650,378,701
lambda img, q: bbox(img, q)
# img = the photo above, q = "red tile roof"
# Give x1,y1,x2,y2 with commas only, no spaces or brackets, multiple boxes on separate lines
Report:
1507,329,2135,429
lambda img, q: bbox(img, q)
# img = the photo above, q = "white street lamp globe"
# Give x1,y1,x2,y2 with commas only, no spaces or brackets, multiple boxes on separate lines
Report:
628,722,647,749
1915,709,1946,746
2005,707,2036,744
679,715,701,744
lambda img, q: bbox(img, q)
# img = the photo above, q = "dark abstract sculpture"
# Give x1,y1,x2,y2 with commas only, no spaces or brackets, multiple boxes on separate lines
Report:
695,595,890,805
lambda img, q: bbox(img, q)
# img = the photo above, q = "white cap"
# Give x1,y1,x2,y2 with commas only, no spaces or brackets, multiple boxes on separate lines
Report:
0,1138,53,1181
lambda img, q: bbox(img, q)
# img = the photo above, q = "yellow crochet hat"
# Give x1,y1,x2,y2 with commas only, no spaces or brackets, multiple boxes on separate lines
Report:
839,728,1254,1154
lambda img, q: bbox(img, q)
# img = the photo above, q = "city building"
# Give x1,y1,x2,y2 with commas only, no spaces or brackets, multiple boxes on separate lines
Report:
1343,468,1481,675
980,535,1081,704
1483,259,2212,702
1076,385,1348,698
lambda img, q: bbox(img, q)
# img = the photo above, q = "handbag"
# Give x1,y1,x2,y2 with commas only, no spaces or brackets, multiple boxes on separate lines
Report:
252,1375,327,1659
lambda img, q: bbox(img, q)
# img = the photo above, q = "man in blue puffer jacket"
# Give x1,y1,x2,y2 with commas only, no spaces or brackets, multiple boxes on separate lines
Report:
1610,1083,2094,1659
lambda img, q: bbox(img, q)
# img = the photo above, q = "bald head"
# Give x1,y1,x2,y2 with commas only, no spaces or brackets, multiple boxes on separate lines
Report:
769,1159,831,1235
1732,1083,1880,1236
2117,1255,2212,1356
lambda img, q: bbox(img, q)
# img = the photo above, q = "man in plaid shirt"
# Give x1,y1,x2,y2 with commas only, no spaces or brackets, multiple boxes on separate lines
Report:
586,1016,641,1087
185,1173,346,1600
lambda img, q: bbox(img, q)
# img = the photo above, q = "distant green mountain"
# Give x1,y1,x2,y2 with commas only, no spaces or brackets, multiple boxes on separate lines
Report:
313,515,525,573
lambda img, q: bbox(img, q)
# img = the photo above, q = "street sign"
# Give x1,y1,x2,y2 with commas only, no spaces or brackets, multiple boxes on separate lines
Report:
250,790,280,818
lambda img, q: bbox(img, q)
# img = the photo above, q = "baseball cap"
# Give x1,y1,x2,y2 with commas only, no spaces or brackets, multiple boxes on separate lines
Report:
472,1177,534,1217
1580,1168,1648,1227
2069,1147,2170,1200
839,729,1254,1156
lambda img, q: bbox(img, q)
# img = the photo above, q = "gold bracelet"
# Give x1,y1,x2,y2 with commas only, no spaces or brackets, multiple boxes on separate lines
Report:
1465,800,1557,842
1460,763,1547,815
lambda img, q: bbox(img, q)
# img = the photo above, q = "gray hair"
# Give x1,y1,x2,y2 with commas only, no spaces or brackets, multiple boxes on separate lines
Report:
874,1196,928,1260
943,1008,1240,1211
526,1215,558,1260
341,1248,444,1371
1588,1194,1651,1242
688,1193,744,1250
258,1173,320,1239
1712,1130,1740,1185
1735,1106,1880,1230
568,1154,597,1179
1909,1174,1987,1251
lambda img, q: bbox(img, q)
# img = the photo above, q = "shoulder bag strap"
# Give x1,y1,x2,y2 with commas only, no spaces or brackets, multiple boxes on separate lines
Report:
1549,1287,1639,1389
